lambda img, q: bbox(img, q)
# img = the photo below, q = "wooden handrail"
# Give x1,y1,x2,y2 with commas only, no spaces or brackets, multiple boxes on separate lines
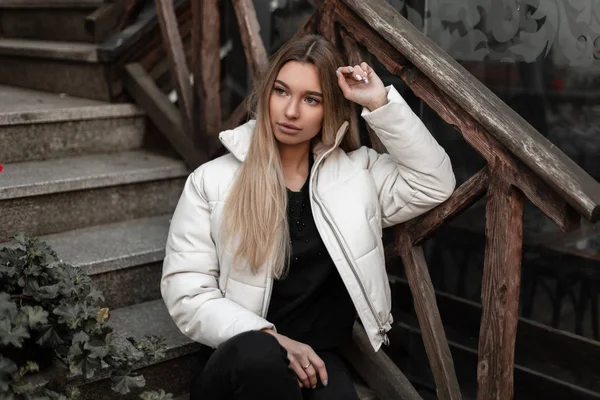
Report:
339,0,600,223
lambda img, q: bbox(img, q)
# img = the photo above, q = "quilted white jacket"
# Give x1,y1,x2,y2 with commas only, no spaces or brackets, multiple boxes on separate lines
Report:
161,85,455,351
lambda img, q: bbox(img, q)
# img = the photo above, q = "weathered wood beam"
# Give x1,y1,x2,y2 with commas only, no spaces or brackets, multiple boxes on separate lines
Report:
317,0,337,45
232,0,268,81
397,233,462,400
478,171,525,400
333,2,405,76
125,63,203,168
155,0,193,131
408,168,490,246
402,67,579,233
191,0,222,152
343,322,423,400
340,0,600,222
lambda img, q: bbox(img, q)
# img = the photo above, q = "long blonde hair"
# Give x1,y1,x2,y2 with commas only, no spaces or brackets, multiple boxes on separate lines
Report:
222,34,360,278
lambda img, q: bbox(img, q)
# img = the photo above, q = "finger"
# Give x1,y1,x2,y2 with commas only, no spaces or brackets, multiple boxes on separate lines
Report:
308,354,328,387
290,359,311,388
336,68,352,96
302,363,318,388
361,61,373,83
337,65,355,75
297,378,303,388
352,65,366,82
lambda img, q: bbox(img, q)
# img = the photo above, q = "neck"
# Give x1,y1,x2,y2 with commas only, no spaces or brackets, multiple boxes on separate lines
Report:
278,141,311,173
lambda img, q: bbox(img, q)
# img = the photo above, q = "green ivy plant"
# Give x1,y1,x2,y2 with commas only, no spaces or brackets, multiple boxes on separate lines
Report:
0,233,172,400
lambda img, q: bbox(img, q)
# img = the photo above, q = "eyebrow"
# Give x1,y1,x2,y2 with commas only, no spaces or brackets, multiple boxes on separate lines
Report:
275,80,323,97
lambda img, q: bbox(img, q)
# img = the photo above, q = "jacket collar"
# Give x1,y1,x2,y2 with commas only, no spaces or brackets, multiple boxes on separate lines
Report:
219,119,350,163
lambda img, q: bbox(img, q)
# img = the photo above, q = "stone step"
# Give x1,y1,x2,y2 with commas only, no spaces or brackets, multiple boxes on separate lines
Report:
0,38,111,100
0,4,103,43
39,215,171,309
0,85,146,163
0,150,187,241
0,0,104,8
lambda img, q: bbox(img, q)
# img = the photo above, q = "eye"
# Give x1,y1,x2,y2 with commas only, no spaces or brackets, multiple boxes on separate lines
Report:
273,87,286,96
305,97,320,105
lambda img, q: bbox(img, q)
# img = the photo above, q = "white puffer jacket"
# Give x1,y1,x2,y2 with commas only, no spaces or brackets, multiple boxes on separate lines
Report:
161,85,455,351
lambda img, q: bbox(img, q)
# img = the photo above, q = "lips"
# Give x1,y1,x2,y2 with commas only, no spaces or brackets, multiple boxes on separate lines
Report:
277,123,301,135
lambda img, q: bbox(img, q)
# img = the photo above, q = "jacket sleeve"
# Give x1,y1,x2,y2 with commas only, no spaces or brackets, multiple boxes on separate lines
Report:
161,166,275,348
359,85,456,228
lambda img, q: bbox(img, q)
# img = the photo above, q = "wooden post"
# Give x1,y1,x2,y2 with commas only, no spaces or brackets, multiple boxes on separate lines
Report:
155,0,193,131
317,0,337,45
232,0,268,81
398,232,463,400
191,0,221,155
477,170,525,400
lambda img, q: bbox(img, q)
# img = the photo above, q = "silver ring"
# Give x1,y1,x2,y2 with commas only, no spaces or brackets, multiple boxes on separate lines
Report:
302,363,311,370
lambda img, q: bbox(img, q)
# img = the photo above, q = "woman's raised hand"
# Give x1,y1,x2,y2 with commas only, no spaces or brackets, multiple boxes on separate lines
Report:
263,330,328,389
336,62,388,111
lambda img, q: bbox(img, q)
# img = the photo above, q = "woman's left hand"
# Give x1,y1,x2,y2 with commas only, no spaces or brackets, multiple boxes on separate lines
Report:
336,62,388,111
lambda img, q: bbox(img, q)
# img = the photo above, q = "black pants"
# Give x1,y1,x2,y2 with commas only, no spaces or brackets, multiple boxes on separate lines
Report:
189,330,360,400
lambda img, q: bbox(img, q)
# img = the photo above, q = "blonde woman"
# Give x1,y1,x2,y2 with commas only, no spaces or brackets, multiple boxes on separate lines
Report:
161,34,455,400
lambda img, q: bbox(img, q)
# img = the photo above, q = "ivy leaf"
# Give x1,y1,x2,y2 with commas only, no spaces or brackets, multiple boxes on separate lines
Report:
111,373,145,395
0,293,18,319
10,232,28,246
53,304,81,329
88,289,105,305
37,325,65,348
21,306,49,329
0,319,30,347
84,339,110,360
95,308,110,324
0,356,18,392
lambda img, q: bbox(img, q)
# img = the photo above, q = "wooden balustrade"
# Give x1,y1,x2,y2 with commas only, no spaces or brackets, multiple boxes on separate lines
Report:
141,0,600,399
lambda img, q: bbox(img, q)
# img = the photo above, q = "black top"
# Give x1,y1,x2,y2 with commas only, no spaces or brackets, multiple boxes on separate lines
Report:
266,154,357,351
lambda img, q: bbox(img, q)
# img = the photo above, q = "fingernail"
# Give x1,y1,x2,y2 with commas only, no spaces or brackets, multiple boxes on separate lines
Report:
312,385,316,389
336,70,340,78
347,67,354,72
323,379,328,386
364,77,369,84
355,74,362,81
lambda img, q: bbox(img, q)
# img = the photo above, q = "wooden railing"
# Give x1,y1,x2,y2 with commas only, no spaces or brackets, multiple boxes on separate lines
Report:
132,0,600,399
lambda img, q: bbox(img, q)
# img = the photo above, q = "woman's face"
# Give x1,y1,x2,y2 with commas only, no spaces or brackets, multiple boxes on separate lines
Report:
269,61,324,147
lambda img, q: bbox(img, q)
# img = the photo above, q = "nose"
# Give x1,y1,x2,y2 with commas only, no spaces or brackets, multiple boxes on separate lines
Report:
284,98,300,120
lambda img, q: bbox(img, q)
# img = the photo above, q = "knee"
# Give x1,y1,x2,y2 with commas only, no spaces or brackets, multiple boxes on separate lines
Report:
219,330,289,375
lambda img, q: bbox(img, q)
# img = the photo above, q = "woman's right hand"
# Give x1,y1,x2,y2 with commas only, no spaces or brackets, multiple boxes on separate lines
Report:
262,330,328,389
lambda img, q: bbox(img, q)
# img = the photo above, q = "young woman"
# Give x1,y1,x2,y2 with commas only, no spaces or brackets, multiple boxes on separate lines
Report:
161,34,455,400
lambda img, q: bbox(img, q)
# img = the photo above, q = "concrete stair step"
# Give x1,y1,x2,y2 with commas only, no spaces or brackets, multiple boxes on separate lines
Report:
39,215,171,309
0,85,146,163
0,4,104,43
0,38,111,100
0,0,104,8
0,150,187,241
0,38,99,62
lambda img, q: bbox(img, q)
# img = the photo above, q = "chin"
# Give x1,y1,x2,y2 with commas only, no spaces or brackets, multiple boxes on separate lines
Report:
274,132,310,146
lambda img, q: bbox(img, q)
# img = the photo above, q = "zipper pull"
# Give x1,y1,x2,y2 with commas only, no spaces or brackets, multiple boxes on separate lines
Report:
379,328,390,346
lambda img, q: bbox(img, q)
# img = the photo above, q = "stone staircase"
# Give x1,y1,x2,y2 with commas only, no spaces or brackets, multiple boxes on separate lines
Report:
0,2,380,399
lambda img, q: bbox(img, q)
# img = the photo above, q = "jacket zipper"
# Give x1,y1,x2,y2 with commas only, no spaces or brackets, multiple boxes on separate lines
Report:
309,140,389,347
312,193,389,346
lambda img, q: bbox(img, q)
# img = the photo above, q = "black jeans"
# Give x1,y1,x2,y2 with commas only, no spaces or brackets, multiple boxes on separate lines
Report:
189,330,360,400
